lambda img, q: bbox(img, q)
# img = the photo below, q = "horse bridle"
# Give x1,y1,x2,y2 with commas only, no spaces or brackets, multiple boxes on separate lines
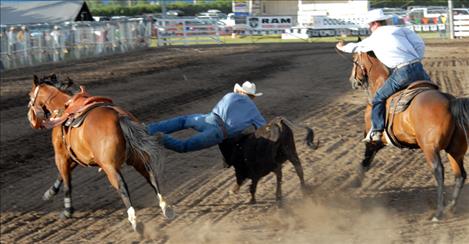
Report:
28,84,60,124
351,52,370,89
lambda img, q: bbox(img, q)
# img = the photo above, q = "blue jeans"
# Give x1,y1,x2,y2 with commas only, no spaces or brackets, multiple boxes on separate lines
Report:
146,113,224,153
371,62,431,132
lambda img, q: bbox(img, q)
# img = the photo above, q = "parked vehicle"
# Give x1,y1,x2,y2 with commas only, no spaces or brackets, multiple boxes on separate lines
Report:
453,8,469,15
408,7,448,19
166,10,184,17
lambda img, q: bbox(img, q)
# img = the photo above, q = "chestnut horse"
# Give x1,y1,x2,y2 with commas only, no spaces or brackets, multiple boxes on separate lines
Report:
348,51,468,221
27,74,174,232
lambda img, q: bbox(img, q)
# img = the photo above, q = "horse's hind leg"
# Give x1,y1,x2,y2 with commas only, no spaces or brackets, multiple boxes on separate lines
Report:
132,162,175,219
445,148,467,214
43,162,77,201
423,149,445,221
102,166,138,231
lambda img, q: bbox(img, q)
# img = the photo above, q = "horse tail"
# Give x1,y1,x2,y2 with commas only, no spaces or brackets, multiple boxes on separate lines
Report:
119,116,164,176
450,97,469,144
279,117,319,149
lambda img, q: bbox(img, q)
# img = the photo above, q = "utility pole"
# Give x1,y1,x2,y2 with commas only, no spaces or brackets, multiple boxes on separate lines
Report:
448,0,454,39
161,0,167,18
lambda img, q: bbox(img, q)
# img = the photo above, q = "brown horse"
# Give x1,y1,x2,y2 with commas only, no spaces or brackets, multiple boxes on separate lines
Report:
27,74,174,232
348,51,468,221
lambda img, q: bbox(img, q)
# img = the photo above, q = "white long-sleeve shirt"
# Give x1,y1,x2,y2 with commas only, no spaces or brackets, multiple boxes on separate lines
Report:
338,26,425,69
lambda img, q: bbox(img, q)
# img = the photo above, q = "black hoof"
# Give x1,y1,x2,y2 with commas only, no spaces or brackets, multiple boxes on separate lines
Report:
136,222,144,236
350,177,363,188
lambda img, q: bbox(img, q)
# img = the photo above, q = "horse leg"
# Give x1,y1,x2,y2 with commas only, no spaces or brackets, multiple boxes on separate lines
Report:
249,179,259,204
43,176,62,201
445,151,466,214
53,152,75,219
423,149,445,221
274,166,283,204
102,166,138,231
353,142,384,187
132,162,175,219
43,162,77,201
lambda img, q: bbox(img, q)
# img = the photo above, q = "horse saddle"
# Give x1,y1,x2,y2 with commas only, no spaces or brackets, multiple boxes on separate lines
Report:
384,80,439,147
43,86,113,129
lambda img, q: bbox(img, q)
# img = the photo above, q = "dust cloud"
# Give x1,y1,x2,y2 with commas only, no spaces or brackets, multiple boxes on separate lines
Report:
163,197,404,244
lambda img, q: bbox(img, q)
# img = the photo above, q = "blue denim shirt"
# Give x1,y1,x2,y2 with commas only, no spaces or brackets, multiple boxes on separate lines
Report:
212,92,266,137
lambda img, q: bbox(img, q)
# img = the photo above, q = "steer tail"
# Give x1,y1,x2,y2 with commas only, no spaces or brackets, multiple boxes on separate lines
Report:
119,116,164,176
279,116,319,149
450,97,469,144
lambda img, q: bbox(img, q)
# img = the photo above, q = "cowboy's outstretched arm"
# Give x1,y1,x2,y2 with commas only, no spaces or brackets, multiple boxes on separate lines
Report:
336,37,373,53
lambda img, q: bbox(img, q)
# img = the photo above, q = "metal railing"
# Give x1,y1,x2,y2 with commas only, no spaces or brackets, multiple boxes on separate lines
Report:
1,19,152,70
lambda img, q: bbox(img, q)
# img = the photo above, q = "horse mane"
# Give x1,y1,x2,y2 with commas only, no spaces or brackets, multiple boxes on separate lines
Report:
37,74,80,95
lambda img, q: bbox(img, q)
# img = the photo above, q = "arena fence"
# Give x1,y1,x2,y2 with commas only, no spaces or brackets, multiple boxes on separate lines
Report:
1,15,468,70
0,19,152,70
154,18,222,46
454,15,469,37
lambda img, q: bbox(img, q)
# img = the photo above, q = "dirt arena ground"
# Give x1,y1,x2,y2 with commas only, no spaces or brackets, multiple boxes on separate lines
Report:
1,41,468,243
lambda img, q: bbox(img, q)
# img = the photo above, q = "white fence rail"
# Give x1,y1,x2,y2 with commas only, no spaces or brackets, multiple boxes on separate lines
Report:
454,15,469,37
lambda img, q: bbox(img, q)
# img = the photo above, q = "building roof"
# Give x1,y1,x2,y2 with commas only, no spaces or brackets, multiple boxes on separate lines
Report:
0,0,93,26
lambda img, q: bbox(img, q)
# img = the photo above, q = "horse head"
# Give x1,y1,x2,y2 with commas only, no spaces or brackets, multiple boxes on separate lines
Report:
349,52,369,90
349,51,388,92
28,74,75,129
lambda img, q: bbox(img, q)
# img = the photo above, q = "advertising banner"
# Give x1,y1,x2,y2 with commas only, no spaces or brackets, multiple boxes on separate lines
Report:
247,16,293,30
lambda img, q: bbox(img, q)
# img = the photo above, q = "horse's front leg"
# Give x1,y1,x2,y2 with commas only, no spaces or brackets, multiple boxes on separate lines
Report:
43,176,62,201
352,142,384,187
43,162,77,201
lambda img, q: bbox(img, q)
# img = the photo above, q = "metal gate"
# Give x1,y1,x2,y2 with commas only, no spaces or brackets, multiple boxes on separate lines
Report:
155,18,221,46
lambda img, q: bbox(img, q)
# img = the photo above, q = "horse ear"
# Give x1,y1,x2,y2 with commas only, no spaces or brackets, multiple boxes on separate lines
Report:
66,77,74,87
65,77,74,88
33,75,39,86
357,36,362,42
50,74,57,81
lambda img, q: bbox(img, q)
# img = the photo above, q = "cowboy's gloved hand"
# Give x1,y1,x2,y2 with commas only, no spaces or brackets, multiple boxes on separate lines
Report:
336,41,345,50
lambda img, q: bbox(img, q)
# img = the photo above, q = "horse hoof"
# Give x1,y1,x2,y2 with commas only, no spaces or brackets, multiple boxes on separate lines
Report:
276,200,284,208
431,216,440,222
163,206,175,220
135,222,144,235
350,177,362,188
42,190,55,201
60,211,73,219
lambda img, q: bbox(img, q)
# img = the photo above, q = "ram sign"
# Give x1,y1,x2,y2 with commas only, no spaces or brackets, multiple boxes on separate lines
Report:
247,16,293,30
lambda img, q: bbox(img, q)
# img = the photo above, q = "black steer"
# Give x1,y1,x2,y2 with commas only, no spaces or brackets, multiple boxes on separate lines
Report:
219,116,317,204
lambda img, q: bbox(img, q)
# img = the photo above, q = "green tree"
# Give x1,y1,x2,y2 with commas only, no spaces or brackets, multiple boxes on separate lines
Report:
370,0,469,8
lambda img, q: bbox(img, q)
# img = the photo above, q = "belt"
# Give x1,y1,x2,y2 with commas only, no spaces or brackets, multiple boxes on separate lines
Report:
212,113,228,139
395,59,420,69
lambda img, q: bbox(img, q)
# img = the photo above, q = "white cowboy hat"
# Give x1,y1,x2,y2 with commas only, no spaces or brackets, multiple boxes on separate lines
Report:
365,9,391,24
234,81,263,96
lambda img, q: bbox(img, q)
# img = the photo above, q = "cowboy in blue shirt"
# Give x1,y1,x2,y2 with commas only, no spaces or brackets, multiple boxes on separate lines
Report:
147,81,266,153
